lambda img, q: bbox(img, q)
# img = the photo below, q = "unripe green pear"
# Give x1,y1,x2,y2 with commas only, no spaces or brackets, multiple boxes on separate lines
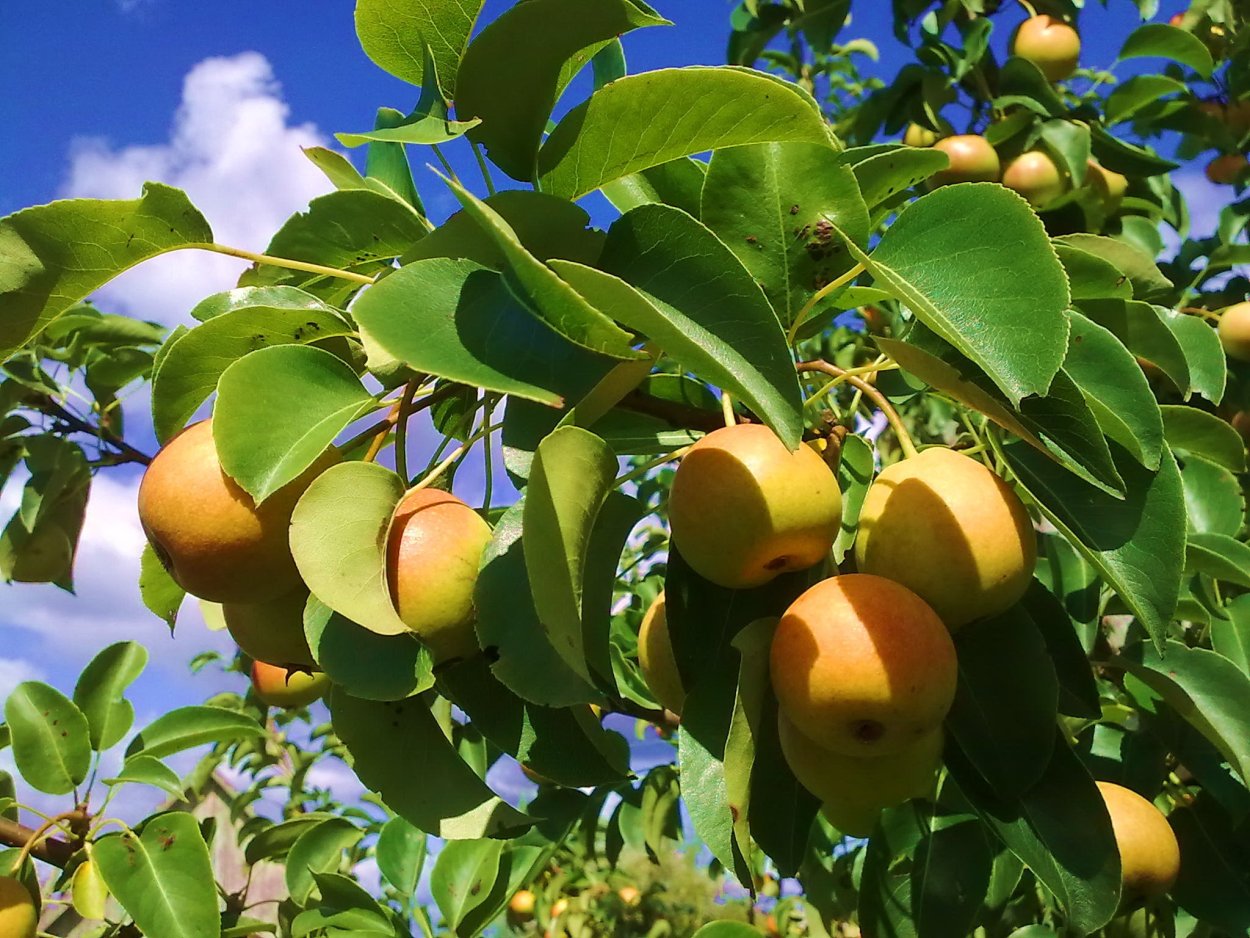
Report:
1218,302,1250,361
250,661,329,708
138,420,337,603
770,574,956,756
668,424,842,589
1096,782,1180,902
6,524,72,583
855,448,1036,628
1011,15,1081,82
1002,151,1067,207
930,135,1001,186
780,714,943,837
904,123,944,147
386,488,492,663
1206,153,1248,185
0,874,37,938
223,585,316,669
1087,160,1128,211
637,593,684,715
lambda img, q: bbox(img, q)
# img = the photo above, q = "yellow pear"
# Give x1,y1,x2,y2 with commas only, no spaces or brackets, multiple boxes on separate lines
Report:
931,135,1001,186
637,593,684,715
1011,15,1081,82
386,488,493,662
250,661,329,708
780,713,943,837
1218,302,1250,362
1087,160,1128,212
1097,782,1181,902
904,123,941,147
770,574,957,756
1002,151,1067,207
0,875,37,938
223,585,316,669
138,420,336,604
855,448,1035,628
508,889,536,925
668,424,842,589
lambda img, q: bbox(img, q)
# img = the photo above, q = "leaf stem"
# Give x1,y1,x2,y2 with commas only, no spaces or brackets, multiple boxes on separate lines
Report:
615,445,693,488
188,243,376,286
787,262,866,346
471,141,497,196
802,358,898,410
430,145,460,185
796,360,918,458
9,811,84,875
409,421,504,494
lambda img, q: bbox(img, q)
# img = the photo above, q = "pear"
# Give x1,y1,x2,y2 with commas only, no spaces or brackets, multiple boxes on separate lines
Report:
1002,151,1067,207
779,713,943,837
1011,15,1081,82
250,661,329,708
138,420,336,603
855,447,1036,628
931,135,1001,186
1097,782,1181,903
386,488,492,662
668,424,842,589
0,875,37,938
1218,302,1250,362
770,574,956,756
1206,153,1248,185
637,592,684,715
223,585,316,669
1086,160,1128,212
508,889,536,925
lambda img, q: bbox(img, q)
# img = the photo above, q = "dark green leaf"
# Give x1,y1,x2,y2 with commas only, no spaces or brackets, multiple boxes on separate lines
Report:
4,682,90,794
1118,23,1214,79
1162,405,1245,471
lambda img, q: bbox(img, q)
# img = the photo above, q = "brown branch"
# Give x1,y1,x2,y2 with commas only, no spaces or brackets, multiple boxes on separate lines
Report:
604,696,681,733
618,391,732,432
0,816,79,868
32,394,153,466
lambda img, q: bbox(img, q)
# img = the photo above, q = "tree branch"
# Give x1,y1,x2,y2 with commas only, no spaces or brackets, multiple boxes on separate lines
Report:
0,816,78,868
33,394,153,466
618,391,731,432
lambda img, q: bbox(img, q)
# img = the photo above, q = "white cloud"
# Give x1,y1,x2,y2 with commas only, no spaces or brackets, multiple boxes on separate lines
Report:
63,52,333,326
0,658,47,701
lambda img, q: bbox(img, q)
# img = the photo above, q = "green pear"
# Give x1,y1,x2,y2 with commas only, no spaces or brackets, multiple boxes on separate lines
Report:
1086,160,1128,212
1011,15,1080,82
854,447,1036,628
930,135,1001,186
386,488,492,663
250,661,329,708
637,593,684,715
138,420,337,604
223,585,316,669
668,424,842,589
770,574,956,757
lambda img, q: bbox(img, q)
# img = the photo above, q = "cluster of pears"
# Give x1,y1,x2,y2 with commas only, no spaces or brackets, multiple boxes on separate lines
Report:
640,425,1037,835
138,419,492,707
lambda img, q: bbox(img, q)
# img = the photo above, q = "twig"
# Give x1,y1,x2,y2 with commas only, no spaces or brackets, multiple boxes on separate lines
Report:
787,262,866,345
3,811,85,872
409,421,503,493
796,360,919,458
35,395,152,465
604,697,681,733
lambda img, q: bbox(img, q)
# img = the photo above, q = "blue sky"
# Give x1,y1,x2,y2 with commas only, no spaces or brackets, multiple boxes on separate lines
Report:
0,0,1200,830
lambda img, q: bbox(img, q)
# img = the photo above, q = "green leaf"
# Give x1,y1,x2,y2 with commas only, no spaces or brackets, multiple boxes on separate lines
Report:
1057,236,1172,300
4,682,91,794
849,146,950,209
125,705,265,759
1170,795,1250,935
1022,581,1100,718
1119,23,1214,79
563,202,804,447
150,289,353,442
376,817,426,896
692,923,762,938
834,434,874,564
1078,298,1189,392
859,184,1069,405
94,812,219,938
1088,125,1179,177
1004,441,1184,652
140,544,185,630
213,346,371,502
474,500,601,707
286,817,365,904
949,732,1121,934
337,109,479,149
1186,532,1250,587
330,689,532,838
1106,74,1189,124
0,183,212,357
523,426,619,685
912,811,995,938
73,642,148,751
602,157,708,217
947,606,1059,800
700,142,869,326
1063,311,1163,469
1213,595,1250,676
438,173,641,359
1054,244,1133,301
1179,454,1243,536
304,598,434,701
243,814,335,865
1162,405,1246,471
1112,640,1250,783
430,839,504,930
353,259,591,406
1160,307,1226,403
354,0,484,95
537,67,833,200
289,461,411,637
102,754,184,798
456,0,668,181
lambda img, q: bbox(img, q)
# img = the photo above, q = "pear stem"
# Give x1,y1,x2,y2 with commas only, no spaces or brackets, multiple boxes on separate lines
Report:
409,420,503,493
615,445,693,488
796,360,919,459
188,243,377,286
802,357,898,410
787,262,866,346
720,392,736,428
